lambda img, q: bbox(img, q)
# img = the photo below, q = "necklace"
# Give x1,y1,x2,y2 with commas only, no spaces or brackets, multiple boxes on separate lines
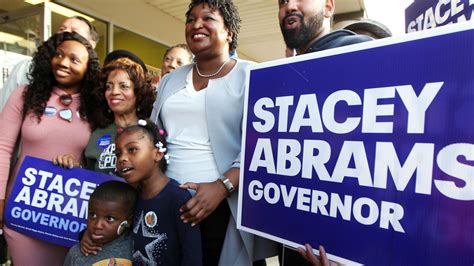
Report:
195,57,231,78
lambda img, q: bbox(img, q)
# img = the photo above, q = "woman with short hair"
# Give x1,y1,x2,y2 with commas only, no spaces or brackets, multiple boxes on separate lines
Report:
150,0,276,264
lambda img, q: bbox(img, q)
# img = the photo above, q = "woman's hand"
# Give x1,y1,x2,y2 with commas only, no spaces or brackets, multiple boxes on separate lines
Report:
52,154,80,169
80,229,102,256
297,244,337,266
179,180,228,226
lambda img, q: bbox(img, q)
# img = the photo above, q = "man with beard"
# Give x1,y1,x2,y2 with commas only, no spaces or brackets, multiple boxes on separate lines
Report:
279,0,371,55
277,1,371,265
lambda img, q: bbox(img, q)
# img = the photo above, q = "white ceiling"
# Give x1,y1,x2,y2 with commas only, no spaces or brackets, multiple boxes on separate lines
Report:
56,0,365,62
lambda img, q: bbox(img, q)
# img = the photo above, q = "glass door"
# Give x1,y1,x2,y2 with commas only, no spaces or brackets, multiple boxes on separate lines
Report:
0,4,48,89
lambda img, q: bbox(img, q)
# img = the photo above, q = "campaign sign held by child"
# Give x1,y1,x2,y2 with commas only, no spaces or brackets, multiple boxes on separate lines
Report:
4,156,122,247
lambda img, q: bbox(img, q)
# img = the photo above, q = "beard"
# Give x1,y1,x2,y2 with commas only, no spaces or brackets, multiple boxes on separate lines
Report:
280,10,325,50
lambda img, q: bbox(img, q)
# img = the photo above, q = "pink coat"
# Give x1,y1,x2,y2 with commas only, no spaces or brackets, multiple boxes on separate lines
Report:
0,85,91,266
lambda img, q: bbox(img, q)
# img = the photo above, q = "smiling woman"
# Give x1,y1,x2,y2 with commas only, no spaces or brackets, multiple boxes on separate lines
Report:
0,31,101,266
51,41,90,93
150,0,277,265
53,54,156,176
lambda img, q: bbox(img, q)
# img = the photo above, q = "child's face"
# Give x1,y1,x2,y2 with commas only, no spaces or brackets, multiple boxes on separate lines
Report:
87,198,130,245
115,131,161,185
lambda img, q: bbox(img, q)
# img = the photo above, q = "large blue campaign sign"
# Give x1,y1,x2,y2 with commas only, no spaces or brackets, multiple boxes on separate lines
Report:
406,0,474,33
4,156,122,247
238,22,474,265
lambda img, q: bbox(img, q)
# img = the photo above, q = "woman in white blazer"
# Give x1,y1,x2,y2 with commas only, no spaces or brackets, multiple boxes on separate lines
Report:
150,0,276,265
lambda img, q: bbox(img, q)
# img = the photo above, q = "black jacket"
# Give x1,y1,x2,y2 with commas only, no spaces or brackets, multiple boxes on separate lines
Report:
304,29,372,54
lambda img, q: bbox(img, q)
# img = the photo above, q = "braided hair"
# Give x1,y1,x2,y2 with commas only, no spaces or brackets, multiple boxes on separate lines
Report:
119,119,169,172
185,0,241,54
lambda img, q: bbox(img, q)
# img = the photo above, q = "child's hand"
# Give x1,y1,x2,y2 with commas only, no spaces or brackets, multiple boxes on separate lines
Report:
297,244,336,266
179,180,228,226
52,154,81,169
80,229,103,256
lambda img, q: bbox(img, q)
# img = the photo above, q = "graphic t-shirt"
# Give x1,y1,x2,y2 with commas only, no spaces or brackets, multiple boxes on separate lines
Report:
133,179,202,265
84,123,118,176
64,232,132,266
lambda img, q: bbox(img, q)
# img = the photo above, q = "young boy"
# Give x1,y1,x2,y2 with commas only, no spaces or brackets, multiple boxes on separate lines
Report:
64,181,137,266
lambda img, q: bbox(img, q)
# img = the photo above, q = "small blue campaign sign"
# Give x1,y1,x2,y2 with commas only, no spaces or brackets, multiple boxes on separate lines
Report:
238,22,474,265
4,156,123,247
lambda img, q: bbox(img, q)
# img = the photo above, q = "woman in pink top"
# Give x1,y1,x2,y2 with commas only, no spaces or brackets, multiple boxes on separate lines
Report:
0,32,100,266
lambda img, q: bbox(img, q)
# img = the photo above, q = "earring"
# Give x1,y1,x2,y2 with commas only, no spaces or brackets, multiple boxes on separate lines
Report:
137,107,141,112
108,108,112,113
117,220,129,235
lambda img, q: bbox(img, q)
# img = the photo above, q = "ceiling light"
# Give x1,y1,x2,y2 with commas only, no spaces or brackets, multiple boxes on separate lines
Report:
0,32,35,48
0,32,24,44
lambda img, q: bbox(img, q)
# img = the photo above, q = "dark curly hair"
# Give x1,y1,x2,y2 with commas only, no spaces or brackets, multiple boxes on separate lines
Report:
117,119,168,172
185,0,241,54
91,57,156,128
23,31,101,127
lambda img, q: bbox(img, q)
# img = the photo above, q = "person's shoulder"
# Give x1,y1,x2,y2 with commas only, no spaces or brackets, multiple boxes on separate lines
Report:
9,58,32,76
166,178,192,202
16,58,33,68
331,29,372,46
106,232,133,251
340,34,372,45
226,59,256,79
65,243,83,260
9,84,28,100
234,59,256,71
161,64,193,84
92,123,117,135
156,64,192,94
235,58,256,66
307,29,372,53
67,242,81,253
166,179,190,195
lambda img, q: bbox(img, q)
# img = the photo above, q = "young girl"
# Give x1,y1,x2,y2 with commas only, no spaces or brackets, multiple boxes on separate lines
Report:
114,119,202,265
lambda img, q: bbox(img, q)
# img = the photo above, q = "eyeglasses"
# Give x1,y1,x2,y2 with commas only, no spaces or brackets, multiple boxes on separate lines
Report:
58,94,73,122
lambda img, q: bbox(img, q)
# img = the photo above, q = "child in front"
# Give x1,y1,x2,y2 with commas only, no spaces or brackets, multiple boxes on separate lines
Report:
115,119,202,265
64,180,136,266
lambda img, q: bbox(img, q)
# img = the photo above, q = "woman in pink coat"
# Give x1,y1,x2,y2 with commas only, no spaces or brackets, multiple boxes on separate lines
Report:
0,31,101,266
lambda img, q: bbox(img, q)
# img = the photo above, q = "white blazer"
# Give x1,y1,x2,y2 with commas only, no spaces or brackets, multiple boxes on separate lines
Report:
151,59,277,265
